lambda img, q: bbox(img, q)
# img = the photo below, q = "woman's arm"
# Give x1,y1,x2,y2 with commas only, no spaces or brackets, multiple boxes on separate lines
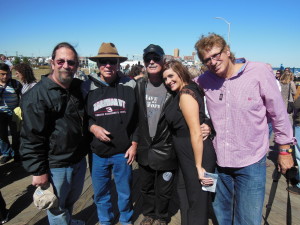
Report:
179,93,213,185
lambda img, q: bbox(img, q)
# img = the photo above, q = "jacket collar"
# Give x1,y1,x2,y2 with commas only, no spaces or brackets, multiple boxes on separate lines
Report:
41,74,81,91
88,72,121,88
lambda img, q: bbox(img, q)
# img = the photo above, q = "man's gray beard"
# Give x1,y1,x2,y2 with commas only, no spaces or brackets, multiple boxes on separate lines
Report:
58,72,74,85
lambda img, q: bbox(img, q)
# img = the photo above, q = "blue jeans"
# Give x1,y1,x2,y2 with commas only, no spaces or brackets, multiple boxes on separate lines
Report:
294,126,300,188
0,139,13,157
47,158,86,225
91,153,133,225
213,156,266,225
0,113,19,157
268,122,273,138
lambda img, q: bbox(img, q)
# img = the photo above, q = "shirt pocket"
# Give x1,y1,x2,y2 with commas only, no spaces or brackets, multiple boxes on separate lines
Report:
232,82,262,111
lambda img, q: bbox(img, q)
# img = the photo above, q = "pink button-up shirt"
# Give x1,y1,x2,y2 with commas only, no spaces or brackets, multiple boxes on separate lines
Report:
194,60,293,167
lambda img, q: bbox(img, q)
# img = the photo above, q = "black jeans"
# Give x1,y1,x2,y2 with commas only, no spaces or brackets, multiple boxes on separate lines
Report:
175,138,217,225
0,112,20,158
139,164,175,220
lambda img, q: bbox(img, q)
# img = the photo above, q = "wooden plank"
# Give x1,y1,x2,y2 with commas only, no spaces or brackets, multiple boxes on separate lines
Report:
2,154,300,225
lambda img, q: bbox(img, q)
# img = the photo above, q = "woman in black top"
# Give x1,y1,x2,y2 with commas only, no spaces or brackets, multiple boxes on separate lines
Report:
163,60,216,225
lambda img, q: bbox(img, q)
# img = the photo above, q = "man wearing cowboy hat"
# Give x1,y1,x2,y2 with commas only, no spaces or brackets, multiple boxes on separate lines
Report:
83,42,138,225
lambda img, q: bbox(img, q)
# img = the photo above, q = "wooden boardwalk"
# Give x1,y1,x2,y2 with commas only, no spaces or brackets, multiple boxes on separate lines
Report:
1,147,300,225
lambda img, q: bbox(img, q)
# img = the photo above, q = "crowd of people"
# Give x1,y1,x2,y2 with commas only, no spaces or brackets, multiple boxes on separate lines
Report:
0,33,298,225
274,67,300,195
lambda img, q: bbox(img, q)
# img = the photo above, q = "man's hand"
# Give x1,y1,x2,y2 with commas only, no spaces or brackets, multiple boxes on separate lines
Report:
278,154,294,174
125,142,137,165
32,174,49,187
90,124,111,142
200,124,211,141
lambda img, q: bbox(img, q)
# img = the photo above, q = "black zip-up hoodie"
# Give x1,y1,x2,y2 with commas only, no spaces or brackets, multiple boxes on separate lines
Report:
86,75,138,157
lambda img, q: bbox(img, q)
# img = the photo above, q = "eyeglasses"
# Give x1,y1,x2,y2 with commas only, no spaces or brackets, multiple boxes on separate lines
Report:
144,55,162,63
98,59,118,65
56,59,77,66
203,47,224,66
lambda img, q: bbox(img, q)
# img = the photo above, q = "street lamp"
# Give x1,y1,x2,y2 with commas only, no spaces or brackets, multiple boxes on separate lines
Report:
215,17,231,44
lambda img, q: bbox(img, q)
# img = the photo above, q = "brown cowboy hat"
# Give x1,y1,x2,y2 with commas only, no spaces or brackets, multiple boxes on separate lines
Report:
89,42,127,62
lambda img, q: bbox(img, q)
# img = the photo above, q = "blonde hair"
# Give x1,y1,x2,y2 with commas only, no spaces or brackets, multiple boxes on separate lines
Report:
280,71,293,84
195,33,235,64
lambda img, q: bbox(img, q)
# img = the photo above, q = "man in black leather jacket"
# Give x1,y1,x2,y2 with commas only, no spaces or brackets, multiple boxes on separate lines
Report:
135,44,177,225
20,42,88,225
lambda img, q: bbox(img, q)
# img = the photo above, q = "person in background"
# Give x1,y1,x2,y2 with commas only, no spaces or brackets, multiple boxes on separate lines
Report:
14,63,37,95
74,67,88,81
193,33,294,225
187,66,201,78
280,64,284,72
275,70,282,80
266,64,281,138
289,95,300,195
0,63,22,164
20,42,88,225
279,70,296,125
0,55,12,70
294,83,300,100
163,60,216,225
285,67,291,72
129,65,145,80
123,64,130,76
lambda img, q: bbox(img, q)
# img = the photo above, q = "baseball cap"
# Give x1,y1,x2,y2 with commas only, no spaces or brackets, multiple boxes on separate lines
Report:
33,183,58,210
143,44,165,59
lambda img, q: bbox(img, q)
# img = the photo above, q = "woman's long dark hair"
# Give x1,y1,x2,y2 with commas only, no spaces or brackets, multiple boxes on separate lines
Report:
163,60,191,84
14,63,36,84
162,59,204,96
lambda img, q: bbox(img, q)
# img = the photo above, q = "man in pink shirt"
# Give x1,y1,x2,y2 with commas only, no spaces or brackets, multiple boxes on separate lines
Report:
193,33,294,225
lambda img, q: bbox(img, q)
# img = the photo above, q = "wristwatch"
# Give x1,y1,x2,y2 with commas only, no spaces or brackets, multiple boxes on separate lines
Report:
279,148,293,153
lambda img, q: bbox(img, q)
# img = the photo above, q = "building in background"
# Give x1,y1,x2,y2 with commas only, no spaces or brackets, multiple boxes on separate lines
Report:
174,48,179,57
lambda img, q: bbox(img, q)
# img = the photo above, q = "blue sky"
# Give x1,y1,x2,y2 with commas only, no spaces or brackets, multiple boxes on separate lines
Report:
2,0,300,67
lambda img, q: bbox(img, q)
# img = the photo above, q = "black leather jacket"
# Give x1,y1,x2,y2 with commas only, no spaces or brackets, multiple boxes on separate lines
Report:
20,75,89,175
135,77,177,170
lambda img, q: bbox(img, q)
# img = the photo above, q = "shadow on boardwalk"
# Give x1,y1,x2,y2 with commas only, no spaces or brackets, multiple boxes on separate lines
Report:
0,161,30,189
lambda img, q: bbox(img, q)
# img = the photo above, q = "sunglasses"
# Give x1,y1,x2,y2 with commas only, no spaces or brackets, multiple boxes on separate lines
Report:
144,55,162,63
56,59,76,66
98,59,118,65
